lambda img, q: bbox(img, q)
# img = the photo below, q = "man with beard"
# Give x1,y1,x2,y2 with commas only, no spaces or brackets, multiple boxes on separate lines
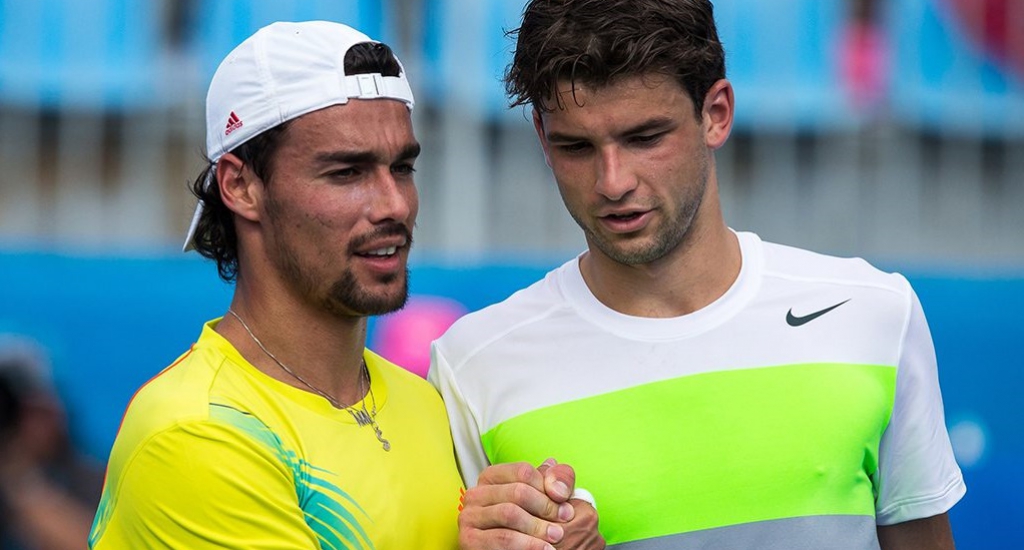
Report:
89,21,594,550
431,1,965,549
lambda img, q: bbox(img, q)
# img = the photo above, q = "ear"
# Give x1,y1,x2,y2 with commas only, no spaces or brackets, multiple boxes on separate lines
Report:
532,108,553,168
701,79,734,150
215,153,262,223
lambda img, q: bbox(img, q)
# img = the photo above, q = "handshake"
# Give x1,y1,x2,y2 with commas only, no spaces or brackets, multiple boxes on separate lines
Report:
458,459,604,550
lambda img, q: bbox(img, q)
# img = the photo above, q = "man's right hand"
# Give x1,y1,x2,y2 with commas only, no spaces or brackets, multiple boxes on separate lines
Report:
458,459,604,550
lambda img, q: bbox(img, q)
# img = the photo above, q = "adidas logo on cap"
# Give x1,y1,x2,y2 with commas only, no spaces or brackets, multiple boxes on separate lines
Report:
225,111,243,136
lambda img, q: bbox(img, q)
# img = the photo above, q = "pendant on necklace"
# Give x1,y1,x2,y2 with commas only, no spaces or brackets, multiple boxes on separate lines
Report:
348,409,390,451
375,428,391,452
349,409,372,426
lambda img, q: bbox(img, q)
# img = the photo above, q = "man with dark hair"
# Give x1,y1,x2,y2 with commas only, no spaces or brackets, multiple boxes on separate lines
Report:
89,21,587,549
432,1,965,548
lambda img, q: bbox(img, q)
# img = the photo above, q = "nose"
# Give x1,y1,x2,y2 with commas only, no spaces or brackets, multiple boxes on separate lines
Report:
368,168,416,224
594,147,637,201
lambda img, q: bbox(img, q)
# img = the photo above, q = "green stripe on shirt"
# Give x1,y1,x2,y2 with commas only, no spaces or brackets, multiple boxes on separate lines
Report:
481,363,896,545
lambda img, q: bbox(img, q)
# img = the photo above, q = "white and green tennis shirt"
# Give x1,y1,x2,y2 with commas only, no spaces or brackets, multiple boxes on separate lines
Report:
429,231,965,549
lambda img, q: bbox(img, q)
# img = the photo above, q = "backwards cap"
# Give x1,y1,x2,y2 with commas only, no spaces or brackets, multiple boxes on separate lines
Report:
183,20,415,251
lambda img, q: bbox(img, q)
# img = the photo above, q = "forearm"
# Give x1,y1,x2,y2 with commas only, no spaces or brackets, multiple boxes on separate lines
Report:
877,513,956,550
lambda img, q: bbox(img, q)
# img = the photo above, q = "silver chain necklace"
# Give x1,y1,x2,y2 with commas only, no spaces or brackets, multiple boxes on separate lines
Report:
227,309,391,451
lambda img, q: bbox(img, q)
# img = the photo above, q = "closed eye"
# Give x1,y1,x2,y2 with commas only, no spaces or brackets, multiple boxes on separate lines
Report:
628,133,665,147
557,142,592,154
392,162,417,176
326,167,360,179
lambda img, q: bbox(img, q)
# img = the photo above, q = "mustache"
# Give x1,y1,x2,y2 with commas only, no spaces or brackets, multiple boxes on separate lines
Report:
348,222,413,253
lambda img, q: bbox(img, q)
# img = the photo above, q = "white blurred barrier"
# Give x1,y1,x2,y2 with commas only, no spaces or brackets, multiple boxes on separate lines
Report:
0,0,1021,265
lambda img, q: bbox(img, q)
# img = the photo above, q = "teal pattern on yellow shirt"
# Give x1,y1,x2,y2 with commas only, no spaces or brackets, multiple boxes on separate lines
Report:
88,484,113,545
210,404,376,550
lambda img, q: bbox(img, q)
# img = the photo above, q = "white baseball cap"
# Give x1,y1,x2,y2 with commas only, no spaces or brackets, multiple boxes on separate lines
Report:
183,20,415,251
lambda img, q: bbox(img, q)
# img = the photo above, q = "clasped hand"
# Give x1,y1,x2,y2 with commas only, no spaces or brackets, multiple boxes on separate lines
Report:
458,458,605,550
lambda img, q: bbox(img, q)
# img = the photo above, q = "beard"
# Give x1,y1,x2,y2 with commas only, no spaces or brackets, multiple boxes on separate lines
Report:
566,156,709,266
267,216,413,318
322,266,410,317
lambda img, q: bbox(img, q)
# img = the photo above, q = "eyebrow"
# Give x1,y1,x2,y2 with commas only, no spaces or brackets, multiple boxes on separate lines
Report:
313,143,421,166
546,117,677,143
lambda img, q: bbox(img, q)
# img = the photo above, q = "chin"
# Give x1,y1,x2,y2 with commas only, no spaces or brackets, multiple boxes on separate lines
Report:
323,271,410,317
367,291,410,316
333,288,409,317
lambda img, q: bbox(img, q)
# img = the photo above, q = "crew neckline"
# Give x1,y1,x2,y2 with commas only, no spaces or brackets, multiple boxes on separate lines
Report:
198,320,390,424
559,231,763,341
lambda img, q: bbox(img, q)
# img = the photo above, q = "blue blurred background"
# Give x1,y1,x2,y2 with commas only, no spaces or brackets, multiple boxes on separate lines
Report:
1,0,1022,547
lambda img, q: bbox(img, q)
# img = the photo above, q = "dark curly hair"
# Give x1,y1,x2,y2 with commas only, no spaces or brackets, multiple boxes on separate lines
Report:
189,42,404,282
504,0,726,119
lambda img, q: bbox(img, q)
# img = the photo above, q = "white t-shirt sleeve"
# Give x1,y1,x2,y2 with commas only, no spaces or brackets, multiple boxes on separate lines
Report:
874,281,966,525
428,341,491,488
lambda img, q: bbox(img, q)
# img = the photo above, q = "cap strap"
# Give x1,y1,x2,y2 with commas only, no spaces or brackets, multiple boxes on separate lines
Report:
342,73,414,108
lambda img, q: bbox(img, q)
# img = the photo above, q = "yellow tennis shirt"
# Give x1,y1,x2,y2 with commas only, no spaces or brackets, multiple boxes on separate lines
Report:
90,320,462,549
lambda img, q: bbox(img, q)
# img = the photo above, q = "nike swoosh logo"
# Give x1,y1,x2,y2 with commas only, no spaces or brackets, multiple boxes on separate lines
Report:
786,299,850,327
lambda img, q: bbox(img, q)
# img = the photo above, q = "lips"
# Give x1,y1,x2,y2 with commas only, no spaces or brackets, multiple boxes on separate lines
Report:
363,245,399,257
598,209,651,233
602,211,643,222
350,222,412,259
354,236,407,258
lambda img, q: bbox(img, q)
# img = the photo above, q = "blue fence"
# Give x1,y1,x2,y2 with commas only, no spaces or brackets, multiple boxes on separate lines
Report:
0,249,1021,548
0,0,390,109
887,0,1024,135
189,0,390,82
0,0,169,109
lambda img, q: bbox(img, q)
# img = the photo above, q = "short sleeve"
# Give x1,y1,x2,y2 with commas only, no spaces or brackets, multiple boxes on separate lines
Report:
90,419,318,549
874,283,966,525
428,341,491,487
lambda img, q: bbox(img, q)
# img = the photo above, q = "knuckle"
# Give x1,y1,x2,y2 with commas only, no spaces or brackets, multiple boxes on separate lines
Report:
514,461,536,483
498,502,522,525
541,498,560,520
475,469,490,486
510,481,533,505
456,508,478,531
555,463,576,484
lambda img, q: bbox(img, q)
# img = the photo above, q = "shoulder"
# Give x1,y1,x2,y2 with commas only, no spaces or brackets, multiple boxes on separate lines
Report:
123,414,284,471
100,405,294,522
746,235,918,334
102,394,295,524
90,415,310,550
434,260,572,370
757,237,912,301
108,337,289,484
115,341,235,442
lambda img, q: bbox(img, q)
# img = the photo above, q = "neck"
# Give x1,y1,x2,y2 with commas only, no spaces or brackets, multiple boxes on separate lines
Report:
580,206,741,318
217,285,368,406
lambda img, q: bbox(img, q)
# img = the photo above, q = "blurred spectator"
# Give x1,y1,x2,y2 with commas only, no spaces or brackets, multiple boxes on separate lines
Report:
841,0,888,110
0,337,103,550
372,295,467,378
946,0,1024,78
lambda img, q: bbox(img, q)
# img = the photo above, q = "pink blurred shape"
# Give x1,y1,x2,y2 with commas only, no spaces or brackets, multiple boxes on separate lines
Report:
839,20,889,111
946,0,1024,79
372,295,468,378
